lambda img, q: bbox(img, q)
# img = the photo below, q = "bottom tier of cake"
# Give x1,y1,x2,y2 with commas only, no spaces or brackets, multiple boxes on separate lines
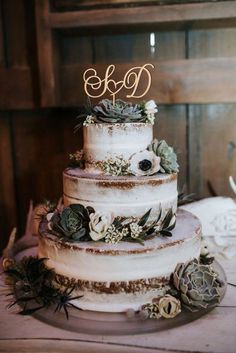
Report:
38,209,201,313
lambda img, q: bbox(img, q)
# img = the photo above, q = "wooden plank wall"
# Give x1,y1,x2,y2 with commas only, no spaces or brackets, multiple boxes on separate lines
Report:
0,0,236,252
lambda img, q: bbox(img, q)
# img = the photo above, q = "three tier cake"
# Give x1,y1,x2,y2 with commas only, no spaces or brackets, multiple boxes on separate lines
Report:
38,99,202,313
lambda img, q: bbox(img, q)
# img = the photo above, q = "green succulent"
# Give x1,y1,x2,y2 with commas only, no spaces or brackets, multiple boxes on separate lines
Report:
50,204,94,241
148,139,179,173
93,99,144,123
171,259,222,312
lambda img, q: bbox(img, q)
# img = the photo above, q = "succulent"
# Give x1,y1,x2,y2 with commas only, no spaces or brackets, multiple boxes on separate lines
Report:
171,259,222,312
141,295,181,320
157,295,181,319
50,204,95,242
93,99,144,123
148,139,179,174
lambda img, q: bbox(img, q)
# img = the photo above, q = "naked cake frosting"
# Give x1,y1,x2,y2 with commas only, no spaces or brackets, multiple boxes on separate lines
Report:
37,98,204,314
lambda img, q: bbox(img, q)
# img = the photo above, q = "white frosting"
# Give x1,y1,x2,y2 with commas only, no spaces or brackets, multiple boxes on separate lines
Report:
68,288,168,312
38,210,201,312
83,123,153,173
39,232,200,282
63,169,178,221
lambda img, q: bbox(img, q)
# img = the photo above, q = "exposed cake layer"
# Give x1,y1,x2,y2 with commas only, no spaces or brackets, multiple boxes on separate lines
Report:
55,288,169,312
63,168,178,221
83,123,153,173
38,209,201,312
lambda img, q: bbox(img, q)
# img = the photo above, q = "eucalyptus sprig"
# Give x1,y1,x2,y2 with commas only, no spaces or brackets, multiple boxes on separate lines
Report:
3,256,82,319
106,208,176,245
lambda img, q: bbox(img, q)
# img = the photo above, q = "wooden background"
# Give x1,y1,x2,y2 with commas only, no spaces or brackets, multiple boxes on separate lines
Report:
0,0,236,252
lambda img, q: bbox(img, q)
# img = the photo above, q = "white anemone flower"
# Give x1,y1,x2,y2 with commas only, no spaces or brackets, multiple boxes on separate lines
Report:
129,150,160,176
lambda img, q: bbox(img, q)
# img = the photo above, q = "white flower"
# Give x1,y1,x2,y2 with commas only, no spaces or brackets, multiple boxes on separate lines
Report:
99,156,131,176
145,100,158,115
129,150,160,176
105,224,124,244
46,212,54,231
200,241,210,257
158,295,181,319
130,222,143,238
83,115,95,127
146,114,156,125
144,100,158,125
89,212,113,241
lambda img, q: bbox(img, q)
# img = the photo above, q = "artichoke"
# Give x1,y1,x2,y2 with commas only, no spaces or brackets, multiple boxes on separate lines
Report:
148,139,179,173
172,259,222,312
93,99,144,123
50,204,94,241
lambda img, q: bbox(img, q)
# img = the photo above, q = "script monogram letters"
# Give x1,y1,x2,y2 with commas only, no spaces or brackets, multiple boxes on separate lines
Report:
83,63,154,104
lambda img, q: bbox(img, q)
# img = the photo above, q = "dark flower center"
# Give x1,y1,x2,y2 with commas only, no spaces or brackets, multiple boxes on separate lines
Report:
139,159,152,171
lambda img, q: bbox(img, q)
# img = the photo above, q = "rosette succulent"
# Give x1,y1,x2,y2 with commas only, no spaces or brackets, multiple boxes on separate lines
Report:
129,150,160,176
172,259,222,312
49,204,95,242
148,139,179,173
93,99,144,123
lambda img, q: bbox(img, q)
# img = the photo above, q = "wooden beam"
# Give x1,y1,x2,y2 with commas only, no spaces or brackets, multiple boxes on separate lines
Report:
1,57,235,109
59,58,236,105
49,1,236,29
35,0,59,107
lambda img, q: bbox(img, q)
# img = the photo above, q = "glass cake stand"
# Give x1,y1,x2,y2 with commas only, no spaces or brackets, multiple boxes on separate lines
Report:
10,245,227,336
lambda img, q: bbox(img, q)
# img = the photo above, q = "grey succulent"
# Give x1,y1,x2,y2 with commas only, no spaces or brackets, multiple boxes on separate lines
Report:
172,259,222,312
93,99,144,123
50,204,94,242
148,139,179,173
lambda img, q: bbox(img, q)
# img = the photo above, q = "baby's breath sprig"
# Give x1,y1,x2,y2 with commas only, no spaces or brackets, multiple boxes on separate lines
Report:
83,115,95,127
96,156,131,176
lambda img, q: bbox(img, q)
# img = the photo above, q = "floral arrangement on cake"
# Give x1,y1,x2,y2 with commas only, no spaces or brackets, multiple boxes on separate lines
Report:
43,203,176,245
71,98,179,176
70,138,179,176
76,99,158,128
2,251,223,320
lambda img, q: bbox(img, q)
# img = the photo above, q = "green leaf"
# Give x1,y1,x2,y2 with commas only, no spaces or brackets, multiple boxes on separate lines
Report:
162,209,173,229
112,217,127,227
166,218,176,231
126,237,145,245
160,230,173,237
138,209,152,227
155,208,162,224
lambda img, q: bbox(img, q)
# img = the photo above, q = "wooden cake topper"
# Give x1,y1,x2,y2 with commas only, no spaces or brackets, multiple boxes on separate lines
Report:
83,63,154,105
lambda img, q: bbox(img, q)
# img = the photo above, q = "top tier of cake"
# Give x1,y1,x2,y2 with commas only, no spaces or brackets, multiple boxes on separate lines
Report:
83,122,153,174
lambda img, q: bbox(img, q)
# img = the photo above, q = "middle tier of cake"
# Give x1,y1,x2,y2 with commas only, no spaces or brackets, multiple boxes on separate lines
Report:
63,168,178,221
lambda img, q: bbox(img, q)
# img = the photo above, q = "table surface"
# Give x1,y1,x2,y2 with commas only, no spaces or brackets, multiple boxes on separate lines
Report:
0,256,236,353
